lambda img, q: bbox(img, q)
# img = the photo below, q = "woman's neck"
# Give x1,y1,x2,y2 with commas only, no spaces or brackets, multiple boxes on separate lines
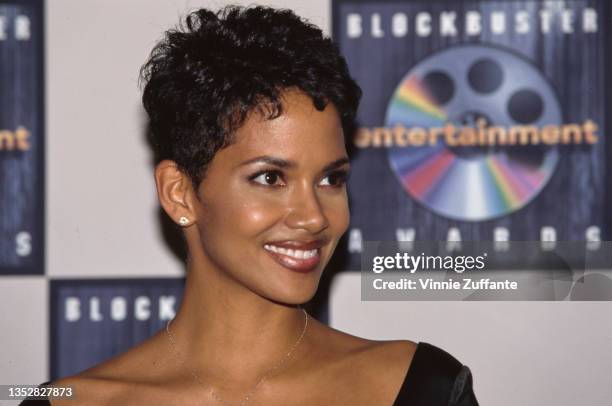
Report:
166,257,308,381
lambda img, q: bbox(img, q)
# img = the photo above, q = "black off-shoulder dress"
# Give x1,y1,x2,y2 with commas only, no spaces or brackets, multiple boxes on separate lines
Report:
21,342,478,405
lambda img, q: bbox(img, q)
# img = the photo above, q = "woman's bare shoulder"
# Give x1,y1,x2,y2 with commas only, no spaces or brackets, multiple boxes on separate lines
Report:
48,373,120,405
329,329,417,383
309,316,417,357
48,331,175,405
306,319,417,403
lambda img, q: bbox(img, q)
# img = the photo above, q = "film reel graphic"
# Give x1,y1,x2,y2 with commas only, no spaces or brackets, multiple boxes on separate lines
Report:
385,45,561,222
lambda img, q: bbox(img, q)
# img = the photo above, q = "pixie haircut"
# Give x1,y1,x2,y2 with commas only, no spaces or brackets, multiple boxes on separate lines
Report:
140,5,362,188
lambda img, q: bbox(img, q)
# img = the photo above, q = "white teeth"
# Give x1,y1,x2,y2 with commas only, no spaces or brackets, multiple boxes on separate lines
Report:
264,244,318,260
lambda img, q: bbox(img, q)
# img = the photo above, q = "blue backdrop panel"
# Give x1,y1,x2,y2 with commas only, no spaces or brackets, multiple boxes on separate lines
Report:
50,278,185,380
0,0,44,275
333,0,611,269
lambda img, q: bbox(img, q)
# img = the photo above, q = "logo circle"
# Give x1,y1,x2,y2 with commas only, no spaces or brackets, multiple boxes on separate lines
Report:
385,45,561,221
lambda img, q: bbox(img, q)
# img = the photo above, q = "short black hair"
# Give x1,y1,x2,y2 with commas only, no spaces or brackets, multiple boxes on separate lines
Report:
140,5,361,188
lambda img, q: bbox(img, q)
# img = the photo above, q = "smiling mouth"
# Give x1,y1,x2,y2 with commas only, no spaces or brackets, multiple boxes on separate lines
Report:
263,244,322,273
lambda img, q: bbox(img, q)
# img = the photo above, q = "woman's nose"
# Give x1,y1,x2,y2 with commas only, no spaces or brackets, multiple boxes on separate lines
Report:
285,185,329,234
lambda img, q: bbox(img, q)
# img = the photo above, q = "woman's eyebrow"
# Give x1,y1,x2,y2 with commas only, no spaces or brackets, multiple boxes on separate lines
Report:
236,156,349,171
237,155,295,169
322,157,350,172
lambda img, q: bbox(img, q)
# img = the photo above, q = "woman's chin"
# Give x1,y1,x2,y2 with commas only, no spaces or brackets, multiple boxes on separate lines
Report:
259,283,319,306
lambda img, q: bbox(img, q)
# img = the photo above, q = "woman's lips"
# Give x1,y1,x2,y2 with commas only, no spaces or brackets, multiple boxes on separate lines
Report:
263,243,321,273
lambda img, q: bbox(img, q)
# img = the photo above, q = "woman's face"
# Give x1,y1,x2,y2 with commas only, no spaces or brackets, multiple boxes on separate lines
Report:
192,90,350,304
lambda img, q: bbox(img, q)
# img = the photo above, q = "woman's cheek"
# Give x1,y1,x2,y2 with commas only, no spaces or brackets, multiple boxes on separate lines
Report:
326,196,350,234
237,199,284,234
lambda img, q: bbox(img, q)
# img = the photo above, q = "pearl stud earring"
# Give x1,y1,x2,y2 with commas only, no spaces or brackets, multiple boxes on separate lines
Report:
178,216,190,226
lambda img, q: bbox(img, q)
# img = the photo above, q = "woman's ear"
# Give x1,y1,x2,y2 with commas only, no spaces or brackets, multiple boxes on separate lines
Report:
154,160,197,227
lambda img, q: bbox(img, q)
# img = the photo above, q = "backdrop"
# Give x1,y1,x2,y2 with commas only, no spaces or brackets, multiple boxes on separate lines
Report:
1,1,611,405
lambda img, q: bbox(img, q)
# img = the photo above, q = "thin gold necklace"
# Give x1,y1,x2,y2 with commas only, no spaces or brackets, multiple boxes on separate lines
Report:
165,308,309,405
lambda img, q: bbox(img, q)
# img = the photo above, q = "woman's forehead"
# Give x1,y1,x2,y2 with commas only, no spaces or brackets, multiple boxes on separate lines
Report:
210,95,346,170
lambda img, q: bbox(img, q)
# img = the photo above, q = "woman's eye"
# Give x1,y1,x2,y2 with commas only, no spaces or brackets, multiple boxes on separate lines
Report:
251,170,285,186
320,171,349,187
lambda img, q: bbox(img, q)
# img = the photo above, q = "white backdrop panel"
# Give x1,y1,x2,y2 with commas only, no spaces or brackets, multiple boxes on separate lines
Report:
330,272,612,406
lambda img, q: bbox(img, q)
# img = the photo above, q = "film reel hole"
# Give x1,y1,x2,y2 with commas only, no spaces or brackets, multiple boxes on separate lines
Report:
508,89,544,124
468,58,503,94
422,70,454,105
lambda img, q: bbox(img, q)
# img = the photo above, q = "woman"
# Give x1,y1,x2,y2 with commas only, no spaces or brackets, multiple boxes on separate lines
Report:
23,5,477,405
